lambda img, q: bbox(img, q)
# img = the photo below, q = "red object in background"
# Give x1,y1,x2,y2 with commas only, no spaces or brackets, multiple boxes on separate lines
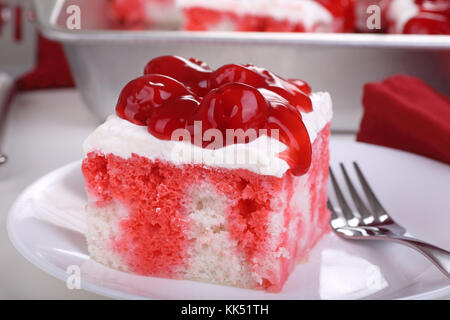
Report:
404,0,450,34
316,0,356,32
182,8,310,32
107,0,148,29
404,13,450,35
357,75,450,165
385,0,450,34
17,35,75,90
182,0,356,32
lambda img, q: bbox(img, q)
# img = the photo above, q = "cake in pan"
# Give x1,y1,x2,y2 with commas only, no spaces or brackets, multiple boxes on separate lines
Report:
107,0,449,34
178,0,355,32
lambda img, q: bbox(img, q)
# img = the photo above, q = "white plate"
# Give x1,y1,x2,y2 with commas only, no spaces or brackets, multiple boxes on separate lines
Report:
7,139,450,300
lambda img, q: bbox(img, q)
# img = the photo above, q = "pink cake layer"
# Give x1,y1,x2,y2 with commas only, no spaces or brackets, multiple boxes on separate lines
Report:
82,125,331,292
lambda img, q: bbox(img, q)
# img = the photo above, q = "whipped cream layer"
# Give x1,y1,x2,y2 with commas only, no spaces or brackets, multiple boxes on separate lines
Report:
177,0,333,30
83,92,332,178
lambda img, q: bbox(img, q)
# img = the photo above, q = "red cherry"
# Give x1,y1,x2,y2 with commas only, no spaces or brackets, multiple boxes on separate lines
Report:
143,55,212,96
147,95,200,141
245,65,313,112
266,98,312,176
188,57,212,70
198,83,269,138
288,79,312,95
116,74,192,126
212,64,312,112
212,64,264,88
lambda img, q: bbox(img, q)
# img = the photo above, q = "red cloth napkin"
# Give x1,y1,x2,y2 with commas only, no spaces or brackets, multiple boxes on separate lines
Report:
17,35,75,90
357,75,450,165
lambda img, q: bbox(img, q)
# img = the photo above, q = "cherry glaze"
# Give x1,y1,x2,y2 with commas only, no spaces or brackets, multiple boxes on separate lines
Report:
212,64,312,113
289,79,312,95
116,74,194,125
117,56,314,176
144,55,213,96
266,100,312,176
199,83,270,132
147,95,200,140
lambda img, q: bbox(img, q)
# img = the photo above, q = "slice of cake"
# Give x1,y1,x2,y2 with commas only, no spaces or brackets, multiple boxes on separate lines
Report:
82,55,332,292
178,0,355,32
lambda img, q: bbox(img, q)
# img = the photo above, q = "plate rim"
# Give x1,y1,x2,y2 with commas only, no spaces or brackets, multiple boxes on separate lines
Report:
7,141,450,300
6,161,151,300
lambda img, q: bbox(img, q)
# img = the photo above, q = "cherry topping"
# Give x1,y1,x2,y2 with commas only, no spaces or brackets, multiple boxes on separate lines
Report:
116,74,193,126
199,83,269,135
266,98,312,176
147,95,200,140
289,79,312,95
116,56,315,176
188,57,212,70
212,64,312,113
143,55,213,96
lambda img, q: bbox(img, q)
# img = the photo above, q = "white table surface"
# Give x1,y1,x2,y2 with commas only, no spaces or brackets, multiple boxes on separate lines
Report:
0,89,448,300
0,89,103,299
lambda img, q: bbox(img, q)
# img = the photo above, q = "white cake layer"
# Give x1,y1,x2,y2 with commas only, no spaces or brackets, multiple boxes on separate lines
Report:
176,0,333,30
86,174,314,289
83,92,332,178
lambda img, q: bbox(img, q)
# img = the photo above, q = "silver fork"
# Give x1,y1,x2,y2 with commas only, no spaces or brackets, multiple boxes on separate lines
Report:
328,162,450,280
0,0,36,164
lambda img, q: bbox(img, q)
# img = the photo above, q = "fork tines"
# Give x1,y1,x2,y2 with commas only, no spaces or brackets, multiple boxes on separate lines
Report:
328,162,391,225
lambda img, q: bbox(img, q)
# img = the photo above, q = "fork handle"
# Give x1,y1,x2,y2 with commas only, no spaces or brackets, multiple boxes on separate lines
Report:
389,235,450,279
0,72,15,164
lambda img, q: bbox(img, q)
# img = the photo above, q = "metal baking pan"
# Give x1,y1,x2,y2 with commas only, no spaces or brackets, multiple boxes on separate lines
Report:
33,0,450,132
